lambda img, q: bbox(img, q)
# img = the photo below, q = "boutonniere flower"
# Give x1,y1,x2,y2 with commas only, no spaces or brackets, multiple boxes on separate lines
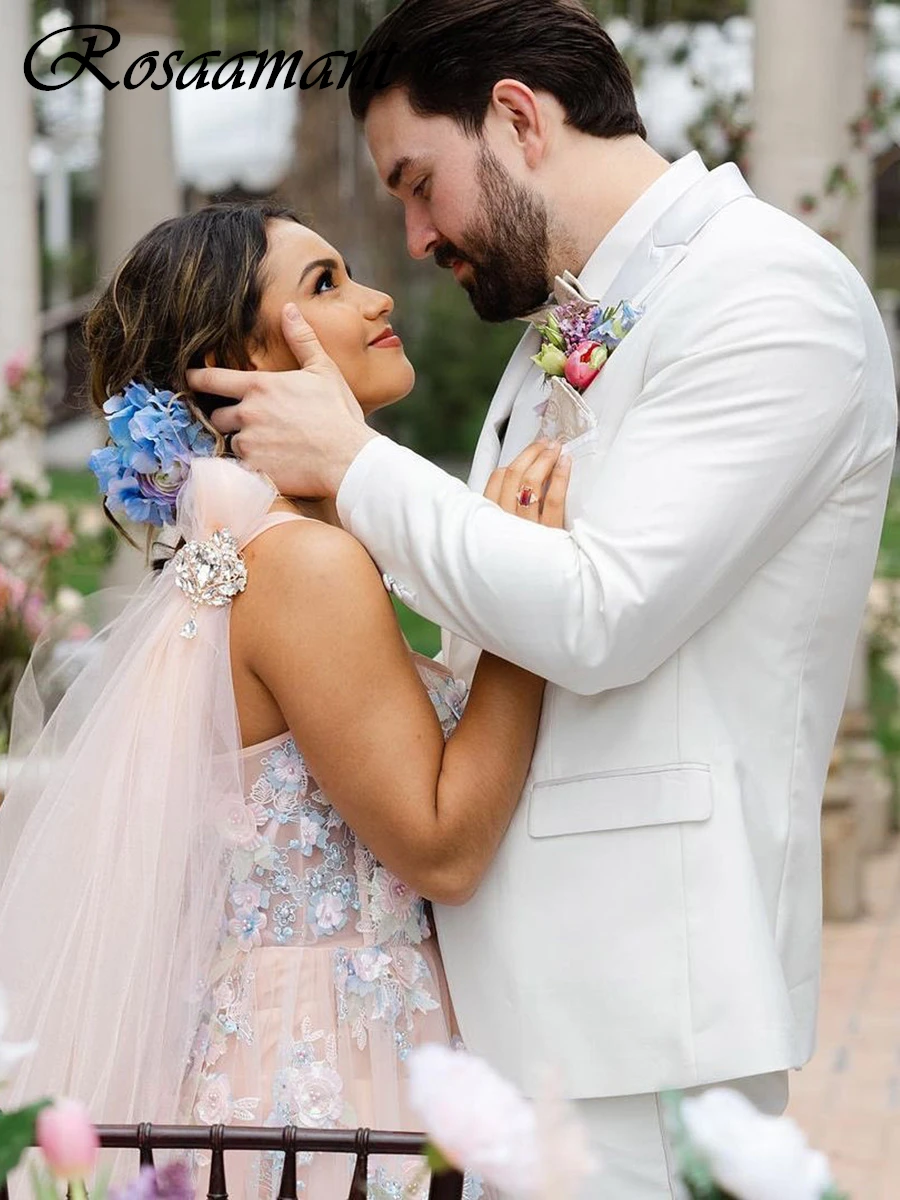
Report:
532,295,643,395
522,276,643,443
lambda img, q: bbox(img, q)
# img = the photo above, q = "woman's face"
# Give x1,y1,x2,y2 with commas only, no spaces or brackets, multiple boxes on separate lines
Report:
251,219,414,415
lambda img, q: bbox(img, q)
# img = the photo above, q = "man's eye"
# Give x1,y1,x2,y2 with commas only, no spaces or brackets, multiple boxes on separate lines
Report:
412,177,429,199
314,268,336,294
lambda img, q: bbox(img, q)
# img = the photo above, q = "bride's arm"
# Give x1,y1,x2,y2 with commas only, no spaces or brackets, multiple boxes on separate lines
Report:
233,443,569,907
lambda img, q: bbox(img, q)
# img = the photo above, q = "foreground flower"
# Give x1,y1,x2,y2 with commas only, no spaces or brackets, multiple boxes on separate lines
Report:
533,1071,598,1200
36,1099,99,1180
407,1045,539,1193
680,1088,835,1200
111,1162,193,1200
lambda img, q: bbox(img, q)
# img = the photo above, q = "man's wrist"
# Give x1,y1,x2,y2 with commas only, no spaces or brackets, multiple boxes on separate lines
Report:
324,422,379,498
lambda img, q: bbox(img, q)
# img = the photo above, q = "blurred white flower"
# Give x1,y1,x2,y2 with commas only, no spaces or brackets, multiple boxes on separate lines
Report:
408,1046,596,1198
533,1069,598,1200
407,1045,539,1193
55,586,84,616
75,506,106,538
0,986,36,1084
681,1088,834,1200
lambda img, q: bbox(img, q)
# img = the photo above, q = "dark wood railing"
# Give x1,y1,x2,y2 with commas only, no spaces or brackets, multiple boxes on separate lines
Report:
0,1124,464,1200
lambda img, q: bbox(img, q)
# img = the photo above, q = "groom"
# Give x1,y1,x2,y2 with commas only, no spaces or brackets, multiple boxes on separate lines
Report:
189,0,897,1194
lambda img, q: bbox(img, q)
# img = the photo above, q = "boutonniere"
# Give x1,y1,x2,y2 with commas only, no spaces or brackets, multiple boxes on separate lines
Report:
530,285,643,397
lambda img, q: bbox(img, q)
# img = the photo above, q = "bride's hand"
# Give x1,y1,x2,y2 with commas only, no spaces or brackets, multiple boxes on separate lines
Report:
484,439,572,528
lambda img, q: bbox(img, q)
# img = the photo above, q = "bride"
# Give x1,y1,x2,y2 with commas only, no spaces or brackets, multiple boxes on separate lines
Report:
0,201,569,1199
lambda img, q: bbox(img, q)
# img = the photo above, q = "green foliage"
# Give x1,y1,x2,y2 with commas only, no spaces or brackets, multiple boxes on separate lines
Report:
393,597,441,658
46,471,117,598
0,1100,51,1187
377,277,521,460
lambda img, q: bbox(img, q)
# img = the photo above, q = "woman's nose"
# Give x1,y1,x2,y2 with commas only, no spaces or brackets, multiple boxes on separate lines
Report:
361,285,394,319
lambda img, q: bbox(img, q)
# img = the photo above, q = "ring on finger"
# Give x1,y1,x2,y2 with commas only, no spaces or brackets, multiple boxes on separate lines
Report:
516,485,539,508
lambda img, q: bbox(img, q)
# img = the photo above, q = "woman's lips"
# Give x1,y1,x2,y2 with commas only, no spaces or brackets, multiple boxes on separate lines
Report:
369,328,403,349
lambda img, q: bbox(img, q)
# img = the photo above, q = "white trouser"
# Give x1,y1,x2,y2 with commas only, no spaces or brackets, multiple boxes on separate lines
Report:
572,1070,790,1199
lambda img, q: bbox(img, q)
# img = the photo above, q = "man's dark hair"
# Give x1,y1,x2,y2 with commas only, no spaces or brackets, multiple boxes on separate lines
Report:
349,0,645,141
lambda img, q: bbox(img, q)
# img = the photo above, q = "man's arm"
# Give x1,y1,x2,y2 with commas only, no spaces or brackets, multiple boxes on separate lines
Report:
336,260,871,695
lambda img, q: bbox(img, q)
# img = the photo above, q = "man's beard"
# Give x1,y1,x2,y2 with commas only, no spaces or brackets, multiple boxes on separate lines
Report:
434,145,551,323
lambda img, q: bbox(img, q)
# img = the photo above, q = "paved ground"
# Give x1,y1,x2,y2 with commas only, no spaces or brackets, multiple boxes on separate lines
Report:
787,835,900,1199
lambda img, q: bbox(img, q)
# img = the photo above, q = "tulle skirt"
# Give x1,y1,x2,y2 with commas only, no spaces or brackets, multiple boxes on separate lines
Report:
184,939,483,1200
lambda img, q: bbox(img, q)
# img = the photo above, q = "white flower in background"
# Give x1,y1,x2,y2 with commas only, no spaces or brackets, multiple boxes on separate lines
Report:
408,1045,539,1193
75,506,106,539
0,986,36,1084
55,586,84,616
681,1088,834,1200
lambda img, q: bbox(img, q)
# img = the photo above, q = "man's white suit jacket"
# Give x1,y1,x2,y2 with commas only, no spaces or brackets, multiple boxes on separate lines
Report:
336,153,898,1099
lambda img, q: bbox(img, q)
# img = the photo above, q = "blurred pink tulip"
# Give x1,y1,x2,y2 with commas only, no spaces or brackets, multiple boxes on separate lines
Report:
36,1098,100,1179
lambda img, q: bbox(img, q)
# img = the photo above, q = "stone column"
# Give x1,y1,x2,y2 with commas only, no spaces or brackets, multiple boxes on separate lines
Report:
97,0,180,279
750,0,846,227
843,0,875,282
839,0,892,854
0,0,42,486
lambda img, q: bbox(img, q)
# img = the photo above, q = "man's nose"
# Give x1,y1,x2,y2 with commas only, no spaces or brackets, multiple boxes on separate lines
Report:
405,209,438,261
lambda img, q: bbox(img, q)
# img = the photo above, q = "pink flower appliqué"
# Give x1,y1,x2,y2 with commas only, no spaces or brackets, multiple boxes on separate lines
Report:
219,800,264,848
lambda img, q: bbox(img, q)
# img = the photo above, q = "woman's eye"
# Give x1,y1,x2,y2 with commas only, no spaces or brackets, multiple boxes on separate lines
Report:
314,268,336,295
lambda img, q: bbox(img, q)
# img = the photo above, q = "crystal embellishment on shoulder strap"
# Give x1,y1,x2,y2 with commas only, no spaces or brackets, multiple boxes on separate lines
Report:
173,527,248,639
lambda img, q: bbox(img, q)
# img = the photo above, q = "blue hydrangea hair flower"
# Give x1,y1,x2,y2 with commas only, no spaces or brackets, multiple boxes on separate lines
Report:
89,381,217,527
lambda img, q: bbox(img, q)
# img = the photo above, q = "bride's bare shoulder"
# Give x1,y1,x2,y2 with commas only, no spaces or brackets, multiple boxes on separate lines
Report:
236,515,386,618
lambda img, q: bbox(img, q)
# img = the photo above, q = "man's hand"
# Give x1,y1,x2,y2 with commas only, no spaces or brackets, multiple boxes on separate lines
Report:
186,303,378,498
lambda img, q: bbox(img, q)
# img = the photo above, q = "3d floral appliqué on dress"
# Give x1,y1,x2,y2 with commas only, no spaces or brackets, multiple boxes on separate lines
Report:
181,658,481,1200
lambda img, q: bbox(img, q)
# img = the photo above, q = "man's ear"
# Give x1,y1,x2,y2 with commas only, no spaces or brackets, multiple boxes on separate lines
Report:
488,79,549,169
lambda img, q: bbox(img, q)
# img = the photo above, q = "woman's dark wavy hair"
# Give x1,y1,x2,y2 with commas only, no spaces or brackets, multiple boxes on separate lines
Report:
83,200,301,556
85,201,300,426
349,0,645,140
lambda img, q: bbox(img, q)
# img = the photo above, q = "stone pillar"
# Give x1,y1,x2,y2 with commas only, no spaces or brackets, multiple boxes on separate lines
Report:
0,0,42,487
751,0,846,226
754,0,893,886
97,0,180,279
843,0,875,282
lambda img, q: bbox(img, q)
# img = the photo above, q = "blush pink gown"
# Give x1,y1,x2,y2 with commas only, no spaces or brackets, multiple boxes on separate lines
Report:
182,656,483,1200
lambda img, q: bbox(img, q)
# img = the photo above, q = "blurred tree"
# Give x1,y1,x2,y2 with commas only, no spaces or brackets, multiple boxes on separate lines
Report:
374,275,522,460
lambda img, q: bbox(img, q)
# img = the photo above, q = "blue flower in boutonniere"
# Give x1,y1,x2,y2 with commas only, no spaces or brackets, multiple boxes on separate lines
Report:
532,295,644,395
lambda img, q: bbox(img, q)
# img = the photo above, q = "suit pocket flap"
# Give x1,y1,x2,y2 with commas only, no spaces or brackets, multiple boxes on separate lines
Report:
528,763,712,838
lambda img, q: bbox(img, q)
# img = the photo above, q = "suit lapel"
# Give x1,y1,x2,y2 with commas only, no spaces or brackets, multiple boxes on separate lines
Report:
592,162,753,310
467,324,541,493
